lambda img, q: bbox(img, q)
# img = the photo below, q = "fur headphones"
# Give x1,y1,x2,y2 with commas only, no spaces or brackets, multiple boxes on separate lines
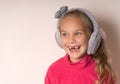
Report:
54,6,102,55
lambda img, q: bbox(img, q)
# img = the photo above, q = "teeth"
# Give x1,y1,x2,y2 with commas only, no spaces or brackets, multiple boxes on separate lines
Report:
69,46,72,49
75,46,79,49
68,46,80,50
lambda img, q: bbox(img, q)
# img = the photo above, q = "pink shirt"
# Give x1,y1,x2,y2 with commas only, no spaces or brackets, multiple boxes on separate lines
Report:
45,54,110,84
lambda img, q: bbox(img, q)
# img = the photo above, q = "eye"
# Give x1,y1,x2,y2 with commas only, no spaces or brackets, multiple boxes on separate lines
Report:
61,32,68,37
74,32,82,36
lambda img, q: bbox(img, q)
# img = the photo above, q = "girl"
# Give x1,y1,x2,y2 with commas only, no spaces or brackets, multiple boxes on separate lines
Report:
45,6,115,84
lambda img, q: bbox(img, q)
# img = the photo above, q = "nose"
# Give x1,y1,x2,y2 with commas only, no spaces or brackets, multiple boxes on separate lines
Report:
68,36,76,44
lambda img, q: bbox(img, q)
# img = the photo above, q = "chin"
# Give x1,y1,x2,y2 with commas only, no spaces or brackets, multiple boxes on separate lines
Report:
69,52,86,58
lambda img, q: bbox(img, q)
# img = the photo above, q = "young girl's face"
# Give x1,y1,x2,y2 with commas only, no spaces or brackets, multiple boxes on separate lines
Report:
60,16,91,63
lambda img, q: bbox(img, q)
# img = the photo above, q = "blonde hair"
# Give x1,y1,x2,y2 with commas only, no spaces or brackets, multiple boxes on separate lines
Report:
61,10,115,84
92,39,115,84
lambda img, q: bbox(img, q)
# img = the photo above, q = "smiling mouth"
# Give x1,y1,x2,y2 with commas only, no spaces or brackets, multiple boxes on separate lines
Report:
68,46,80,52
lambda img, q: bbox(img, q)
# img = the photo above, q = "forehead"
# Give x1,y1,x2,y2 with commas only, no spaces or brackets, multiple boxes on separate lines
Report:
60,16,89,32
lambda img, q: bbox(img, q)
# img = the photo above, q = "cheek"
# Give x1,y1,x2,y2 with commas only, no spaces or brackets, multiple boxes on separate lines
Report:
77,37,89,44
61,38,67,46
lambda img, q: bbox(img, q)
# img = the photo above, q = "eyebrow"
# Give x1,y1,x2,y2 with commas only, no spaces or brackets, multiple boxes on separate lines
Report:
60,30,66,32
60,29,85,33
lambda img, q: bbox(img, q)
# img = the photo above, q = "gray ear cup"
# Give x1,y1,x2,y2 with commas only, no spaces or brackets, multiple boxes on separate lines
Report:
87,30,102,54
55,30,62,48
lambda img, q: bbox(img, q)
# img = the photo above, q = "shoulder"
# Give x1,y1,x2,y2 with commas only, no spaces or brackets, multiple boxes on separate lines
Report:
47,56,65,71
45,57,65,84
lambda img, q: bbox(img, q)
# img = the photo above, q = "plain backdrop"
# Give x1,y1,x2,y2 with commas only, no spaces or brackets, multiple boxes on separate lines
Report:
0,0,120,84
